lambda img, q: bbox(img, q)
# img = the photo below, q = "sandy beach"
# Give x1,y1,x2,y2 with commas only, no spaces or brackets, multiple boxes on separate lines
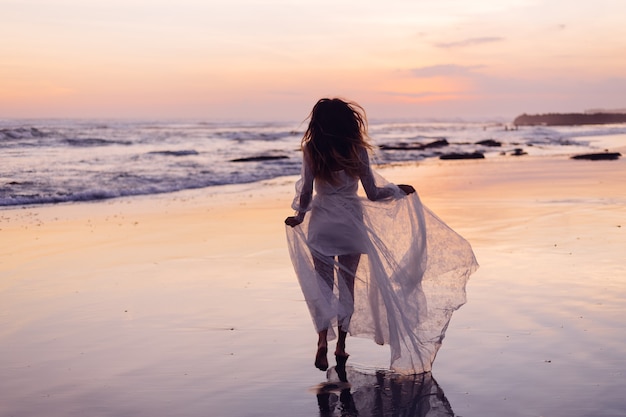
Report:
1,151,625,416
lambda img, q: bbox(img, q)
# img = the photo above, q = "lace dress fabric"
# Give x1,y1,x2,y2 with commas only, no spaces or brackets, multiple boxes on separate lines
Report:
286,151,478,374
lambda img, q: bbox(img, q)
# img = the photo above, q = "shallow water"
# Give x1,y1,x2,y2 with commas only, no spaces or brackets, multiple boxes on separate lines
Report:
2,232,624,416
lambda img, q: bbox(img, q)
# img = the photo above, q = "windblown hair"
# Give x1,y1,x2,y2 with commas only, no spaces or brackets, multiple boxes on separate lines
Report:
302,98,373,184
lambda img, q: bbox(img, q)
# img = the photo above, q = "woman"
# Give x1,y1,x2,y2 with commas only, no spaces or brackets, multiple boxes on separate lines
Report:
285,98,478,374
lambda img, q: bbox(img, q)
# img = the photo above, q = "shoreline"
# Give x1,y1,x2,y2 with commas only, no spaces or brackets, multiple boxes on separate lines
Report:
2,140,624,214
2,122,624,210
1,154,625,416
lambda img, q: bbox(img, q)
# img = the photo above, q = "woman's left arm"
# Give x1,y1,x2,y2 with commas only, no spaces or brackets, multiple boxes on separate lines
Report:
358,149,414,200
285,153,314,227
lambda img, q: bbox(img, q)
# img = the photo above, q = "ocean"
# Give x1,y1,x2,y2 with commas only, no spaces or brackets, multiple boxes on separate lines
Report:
1,118,625,207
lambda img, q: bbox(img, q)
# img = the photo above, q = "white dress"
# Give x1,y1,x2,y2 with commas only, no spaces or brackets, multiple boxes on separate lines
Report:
286,150,478,374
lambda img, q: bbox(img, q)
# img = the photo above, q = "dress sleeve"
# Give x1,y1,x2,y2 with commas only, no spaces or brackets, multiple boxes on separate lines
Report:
291,152,314,220
358,148,405,201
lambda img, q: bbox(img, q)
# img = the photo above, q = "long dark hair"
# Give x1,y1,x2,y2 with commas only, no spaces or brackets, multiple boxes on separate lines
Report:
302,98,372,184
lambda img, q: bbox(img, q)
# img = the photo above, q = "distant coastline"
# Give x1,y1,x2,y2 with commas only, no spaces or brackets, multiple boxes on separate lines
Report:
513,112,626,126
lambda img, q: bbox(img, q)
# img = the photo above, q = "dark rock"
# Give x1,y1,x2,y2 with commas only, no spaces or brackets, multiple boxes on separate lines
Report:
380,138,448,151
571,152,621,161
231,155,289,162
439,152,485,160
148,150,199,156
511,148,527,156
422,139,449,149
68,138,133,147
379,143,423,150
476,139,502,147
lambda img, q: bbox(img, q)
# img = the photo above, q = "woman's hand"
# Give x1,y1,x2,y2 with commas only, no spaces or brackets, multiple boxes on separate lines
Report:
398,184,416,195
285,216,303,227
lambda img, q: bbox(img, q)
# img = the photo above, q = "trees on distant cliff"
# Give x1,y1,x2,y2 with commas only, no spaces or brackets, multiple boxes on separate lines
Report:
514,112,626,126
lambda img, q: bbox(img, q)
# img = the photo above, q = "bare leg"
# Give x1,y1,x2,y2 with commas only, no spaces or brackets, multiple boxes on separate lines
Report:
312,254,334,371
335,327,349,374
312,254,334,300
336,327,349,358
336,253,360,358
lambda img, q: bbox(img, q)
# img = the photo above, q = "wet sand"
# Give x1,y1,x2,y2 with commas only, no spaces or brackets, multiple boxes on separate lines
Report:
1,153,625,416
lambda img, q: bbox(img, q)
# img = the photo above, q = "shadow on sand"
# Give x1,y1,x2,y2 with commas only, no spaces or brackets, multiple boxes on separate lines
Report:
314,358,454,417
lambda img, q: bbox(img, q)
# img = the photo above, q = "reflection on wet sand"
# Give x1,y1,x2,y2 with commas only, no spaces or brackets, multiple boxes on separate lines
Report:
315,359,453,417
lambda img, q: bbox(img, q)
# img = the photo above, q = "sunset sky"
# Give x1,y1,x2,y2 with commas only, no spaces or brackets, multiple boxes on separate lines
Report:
2,0,626,121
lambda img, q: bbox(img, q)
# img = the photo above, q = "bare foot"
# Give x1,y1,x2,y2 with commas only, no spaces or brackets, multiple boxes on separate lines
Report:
335,346,349,359
315,345,328,371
